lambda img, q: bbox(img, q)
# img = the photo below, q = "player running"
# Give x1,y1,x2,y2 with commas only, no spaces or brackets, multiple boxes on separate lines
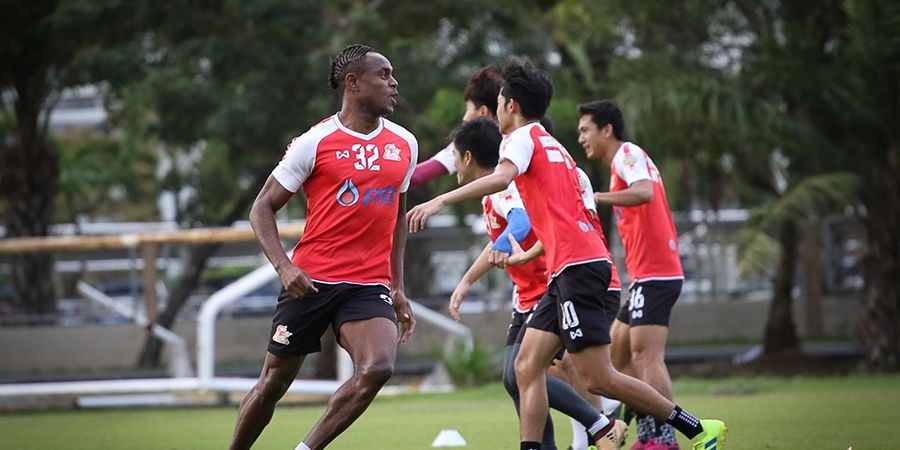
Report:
577,100,687,449
407,57,727,450
447,117,626,450
230,44,417,450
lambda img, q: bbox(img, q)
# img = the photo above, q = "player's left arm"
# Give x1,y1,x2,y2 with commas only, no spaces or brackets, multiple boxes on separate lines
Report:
594,180,653,206
407,160,519,232
391,191,416,343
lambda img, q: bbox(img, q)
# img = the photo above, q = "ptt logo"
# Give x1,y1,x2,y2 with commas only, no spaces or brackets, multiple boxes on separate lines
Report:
335,179,397,207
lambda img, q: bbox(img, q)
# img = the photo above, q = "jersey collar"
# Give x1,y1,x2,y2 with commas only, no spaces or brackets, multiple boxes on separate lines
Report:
332,113,385,140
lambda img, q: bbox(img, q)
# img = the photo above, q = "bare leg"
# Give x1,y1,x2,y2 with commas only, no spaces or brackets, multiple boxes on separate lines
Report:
609,319,635,376
230,352,306,450
515,327,564,443
566,344,674,421
301,317,398,450
629,325,672,400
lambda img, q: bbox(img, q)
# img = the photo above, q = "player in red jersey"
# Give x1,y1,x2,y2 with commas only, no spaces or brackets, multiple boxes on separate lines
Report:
230,44,417,450
409,67,502,188
448,118,620,450
408,58,725,450
578,100,686,449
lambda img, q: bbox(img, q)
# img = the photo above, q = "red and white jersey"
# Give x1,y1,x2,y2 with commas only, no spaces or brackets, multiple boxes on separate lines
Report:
500,123,610,278
576,167,622,291
272,114,418,287
482,181,548,312
431,142,457,174
609,142,683,282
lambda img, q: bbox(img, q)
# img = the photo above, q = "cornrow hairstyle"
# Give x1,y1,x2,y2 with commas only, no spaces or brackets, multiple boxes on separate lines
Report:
500,57,553,120
464,66,502,115
328,44,375,95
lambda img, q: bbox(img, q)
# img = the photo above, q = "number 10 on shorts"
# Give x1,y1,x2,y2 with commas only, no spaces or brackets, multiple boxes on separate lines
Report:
628,286,645,320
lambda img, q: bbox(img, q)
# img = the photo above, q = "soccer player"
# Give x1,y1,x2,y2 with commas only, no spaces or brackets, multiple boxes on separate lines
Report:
409,66,502,188
447,117,625,450
507,166,626,450
230,44,417,450
577,100,686,450
407,58,726,450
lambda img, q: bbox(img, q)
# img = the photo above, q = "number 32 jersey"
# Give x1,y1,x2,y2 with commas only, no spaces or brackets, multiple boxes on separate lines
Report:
272,114,418,287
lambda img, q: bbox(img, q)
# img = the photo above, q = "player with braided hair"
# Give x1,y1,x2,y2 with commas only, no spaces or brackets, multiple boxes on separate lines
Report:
230,44,418,450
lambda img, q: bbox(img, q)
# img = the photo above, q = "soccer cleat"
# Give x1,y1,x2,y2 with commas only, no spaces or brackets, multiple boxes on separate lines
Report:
595,419,629,450
690,419,727,450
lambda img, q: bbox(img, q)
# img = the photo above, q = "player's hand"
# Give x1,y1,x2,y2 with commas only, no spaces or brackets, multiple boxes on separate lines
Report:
488,249,510,269
277,264,318,299
407,198,445,233
449,282,471,321
506,234,529,266
392,290,416,343
593,191,607,206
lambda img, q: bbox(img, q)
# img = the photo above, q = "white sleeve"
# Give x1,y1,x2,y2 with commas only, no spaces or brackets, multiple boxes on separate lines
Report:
612,144,652,186
431,142,457,174
499,130,534,175
399,134,419,193
271,133,318,193
576,167,597,212
490,180,526,219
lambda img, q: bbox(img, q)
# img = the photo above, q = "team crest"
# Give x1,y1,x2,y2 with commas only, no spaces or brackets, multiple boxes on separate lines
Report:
272,324,292,345
383,143,402,161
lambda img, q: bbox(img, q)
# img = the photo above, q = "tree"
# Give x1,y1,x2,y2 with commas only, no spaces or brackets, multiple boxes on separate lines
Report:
0,0,142,320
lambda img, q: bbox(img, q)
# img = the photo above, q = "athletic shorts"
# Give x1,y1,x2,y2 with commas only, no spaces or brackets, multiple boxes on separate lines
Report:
267,282,397,357
506,309,531,347
616,279,683,326
524,261,619,352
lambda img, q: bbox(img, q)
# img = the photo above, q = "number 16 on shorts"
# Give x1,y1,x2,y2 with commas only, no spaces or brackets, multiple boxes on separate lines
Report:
628,286,644,320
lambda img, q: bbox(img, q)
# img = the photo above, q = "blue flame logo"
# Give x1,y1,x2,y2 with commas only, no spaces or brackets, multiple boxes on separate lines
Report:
336,179,360,207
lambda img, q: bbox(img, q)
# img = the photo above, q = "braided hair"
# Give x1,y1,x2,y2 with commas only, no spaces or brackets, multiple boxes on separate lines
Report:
329,44,375,95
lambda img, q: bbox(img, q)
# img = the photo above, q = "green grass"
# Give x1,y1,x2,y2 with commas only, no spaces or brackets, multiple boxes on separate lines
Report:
2,374,899,449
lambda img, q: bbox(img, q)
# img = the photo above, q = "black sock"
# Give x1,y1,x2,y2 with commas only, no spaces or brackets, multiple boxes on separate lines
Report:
521,441,541,450
666,406,703,439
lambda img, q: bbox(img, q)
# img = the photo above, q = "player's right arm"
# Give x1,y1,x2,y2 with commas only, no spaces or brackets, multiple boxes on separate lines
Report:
249,176,318,299
407,160,519,232
449,242,494,321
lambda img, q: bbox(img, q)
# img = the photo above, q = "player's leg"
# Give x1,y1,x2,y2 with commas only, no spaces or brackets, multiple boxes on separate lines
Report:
610,319,634,376
628,280,682,448
516,326,565,446
230,352,306,450
301,316,398,449
230,286,335,450
505,343,559,450
299,285,400,449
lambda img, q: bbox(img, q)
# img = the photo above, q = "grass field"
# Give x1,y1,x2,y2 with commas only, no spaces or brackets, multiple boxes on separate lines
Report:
3,374,899,449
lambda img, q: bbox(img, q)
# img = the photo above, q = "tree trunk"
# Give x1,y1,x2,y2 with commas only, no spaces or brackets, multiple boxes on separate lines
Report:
1,78,59,321
764,220,801,354
136,169,267,368
858,145,900,370
801,222,824,338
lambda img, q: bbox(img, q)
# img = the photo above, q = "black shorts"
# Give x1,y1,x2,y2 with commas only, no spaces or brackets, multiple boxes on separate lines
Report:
616,279,683,326
524,261,619,352
506,309,531,347
267,282,397,357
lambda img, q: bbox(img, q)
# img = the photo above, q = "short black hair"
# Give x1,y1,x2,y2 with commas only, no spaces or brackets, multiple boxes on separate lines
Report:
500,57,553,120
464,66,502,115
452,117,502,169
329,44,375,95
578,100,625,141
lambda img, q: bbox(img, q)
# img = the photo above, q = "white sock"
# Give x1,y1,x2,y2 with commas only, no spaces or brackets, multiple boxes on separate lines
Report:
294,443,312,450
600,396,622,416
587,414,611,436
570,417,588,450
